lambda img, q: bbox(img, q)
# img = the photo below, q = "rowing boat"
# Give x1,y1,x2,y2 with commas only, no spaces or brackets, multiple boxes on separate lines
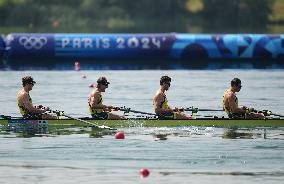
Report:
1,117,284,130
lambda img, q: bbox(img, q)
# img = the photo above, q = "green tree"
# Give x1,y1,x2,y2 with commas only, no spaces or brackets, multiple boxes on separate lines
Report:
201,0,274,32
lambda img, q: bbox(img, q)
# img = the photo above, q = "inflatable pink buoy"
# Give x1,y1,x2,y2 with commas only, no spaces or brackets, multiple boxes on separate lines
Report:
88,83,94,88
74,61,80,71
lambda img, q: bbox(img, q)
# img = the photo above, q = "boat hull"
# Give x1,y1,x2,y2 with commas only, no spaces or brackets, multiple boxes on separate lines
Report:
1,118,284,128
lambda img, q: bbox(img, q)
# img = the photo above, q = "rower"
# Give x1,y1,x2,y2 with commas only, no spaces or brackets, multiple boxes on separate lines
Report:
223,78,264,119
88,76,126,120
153,76,192,120
16,76,57,119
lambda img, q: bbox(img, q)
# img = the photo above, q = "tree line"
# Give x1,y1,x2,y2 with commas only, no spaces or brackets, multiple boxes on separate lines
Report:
0,0,279,33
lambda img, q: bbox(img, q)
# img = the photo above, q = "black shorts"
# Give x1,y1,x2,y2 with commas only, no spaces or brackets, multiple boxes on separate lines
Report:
228,113,245,119
91,112,109,120
157,112,177,120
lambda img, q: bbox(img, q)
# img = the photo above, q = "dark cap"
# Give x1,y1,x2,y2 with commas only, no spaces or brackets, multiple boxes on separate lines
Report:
160,75,171,85
231,78,241,87
97,76,110,85
22,76,36,86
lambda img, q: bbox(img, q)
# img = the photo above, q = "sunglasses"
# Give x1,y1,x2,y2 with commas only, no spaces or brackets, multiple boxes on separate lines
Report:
102,83,109,87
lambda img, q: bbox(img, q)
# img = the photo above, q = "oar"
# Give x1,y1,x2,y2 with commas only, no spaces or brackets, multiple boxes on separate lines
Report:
270,113,284,118
182,107,223,113
260,110,284,117
0,115,11,119
116,106,156,116
50,110,116,130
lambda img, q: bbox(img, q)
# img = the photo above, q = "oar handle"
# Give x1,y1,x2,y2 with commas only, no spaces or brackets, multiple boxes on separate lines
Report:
48,109,65,116
116,106,156,116
183,107,224,113
198,109,224,112
0,115,12,119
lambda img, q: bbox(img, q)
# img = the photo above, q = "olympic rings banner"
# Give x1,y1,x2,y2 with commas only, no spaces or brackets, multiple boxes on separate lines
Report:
5,34,54,58
4,33,284,60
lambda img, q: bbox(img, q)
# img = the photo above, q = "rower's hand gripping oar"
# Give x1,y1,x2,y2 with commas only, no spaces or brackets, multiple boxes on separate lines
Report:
258,110,284,118
50,110,116,130
240,107,284,117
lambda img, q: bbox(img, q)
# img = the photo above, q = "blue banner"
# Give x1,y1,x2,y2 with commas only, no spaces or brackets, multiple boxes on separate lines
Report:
4,33,284,60
0,35,5,59
55,33,176,58
5,33,54,58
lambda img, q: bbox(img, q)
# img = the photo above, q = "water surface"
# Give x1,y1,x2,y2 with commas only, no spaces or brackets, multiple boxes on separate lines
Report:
0,70,283,184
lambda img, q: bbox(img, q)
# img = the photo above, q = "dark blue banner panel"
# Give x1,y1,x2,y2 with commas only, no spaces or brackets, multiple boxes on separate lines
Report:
3,33,284,60
0,35,5,58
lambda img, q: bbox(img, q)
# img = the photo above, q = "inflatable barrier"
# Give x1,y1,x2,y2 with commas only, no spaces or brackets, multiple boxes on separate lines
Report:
2,33,284,69
0,35,5,68
4,33,284,60
0,35,4,59
5,33,175,59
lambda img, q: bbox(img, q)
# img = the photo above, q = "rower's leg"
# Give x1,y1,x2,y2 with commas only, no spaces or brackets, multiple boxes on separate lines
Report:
176,112,193,120
247,112,265,119
108,113,127,120
42,113,58,119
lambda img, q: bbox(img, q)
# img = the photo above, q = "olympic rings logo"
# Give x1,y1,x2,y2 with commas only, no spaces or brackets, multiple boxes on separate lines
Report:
19,36,48,49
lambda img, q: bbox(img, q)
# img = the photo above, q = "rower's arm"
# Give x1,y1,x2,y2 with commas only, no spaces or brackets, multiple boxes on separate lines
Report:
154,94,173,113
154,95,163,113
229,95,246,114
90,93,107,109
22,94,46,114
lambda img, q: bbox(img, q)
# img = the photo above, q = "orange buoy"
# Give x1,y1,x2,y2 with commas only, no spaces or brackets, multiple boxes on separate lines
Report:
115,132,125,139
139,168,150,177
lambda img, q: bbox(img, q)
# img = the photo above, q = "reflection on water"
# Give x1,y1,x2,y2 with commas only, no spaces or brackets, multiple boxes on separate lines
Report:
159,171,284,176
1,124,283,140
222,128,284,140
153,133,168,140
223,129,255,139
0,127,283,184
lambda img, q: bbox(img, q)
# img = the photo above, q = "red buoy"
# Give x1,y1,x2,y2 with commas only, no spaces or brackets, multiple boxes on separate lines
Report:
139,168,150,177
74,61,80,71
115,132,125,139
88,83,94,88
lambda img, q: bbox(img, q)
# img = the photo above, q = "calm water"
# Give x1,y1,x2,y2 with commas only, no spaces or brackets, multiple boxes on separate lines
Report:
1,70,284,116
0,70,284,183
